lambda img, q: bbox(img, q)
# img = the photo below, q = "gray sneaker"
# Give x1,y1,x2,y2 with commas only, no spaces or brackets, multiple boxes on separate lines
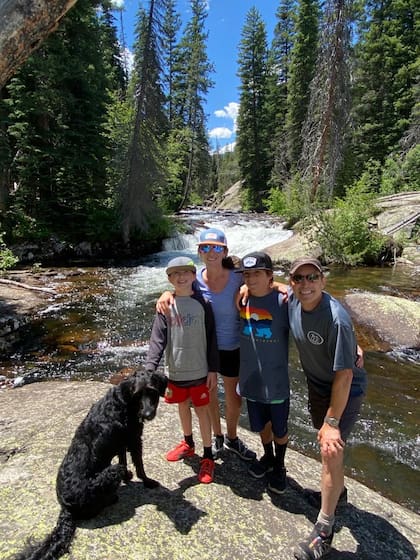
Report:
223,436,256,461
248,455,274,479
294,522,333,559
211,435,225,459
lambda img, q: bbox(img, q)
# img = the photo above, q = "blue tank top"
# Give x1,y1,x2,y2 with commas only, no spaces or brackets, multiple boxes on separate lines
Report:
196,268,242,350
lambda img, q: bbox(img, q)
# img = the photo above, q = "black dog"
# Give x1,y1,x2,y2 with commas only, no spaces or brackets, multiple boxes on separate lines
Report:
14,369,167,560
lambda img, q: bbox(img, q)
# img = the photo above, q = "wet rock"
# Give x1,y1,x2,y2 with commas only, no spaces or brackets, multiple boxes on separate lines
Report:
344,293,420,349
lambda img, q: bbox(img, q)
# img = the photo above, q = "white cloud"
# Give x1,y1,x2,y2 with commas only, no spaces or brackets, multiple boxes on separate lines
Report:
209,127,233,139
214,102,239,123
110,0,125,9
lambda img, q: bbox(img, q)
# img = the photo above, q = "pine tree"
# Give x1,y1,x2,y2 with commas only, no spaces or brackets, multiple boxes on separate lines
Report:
267,0,297,188
172,0,214,210
4,0,118,240
236,6,270,211
120,1,168,243
350,0,419,177
299,0,353,203
285,0,319,169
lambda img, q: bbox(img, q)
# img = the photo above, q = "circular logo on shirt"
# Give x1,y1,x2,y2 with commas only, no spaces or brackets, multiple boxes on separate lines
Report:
307,331,324,345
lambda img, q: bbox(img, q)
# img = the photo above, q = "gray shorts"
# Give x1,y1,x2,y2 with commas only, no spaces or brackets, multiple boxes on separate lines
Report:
307,383,364,441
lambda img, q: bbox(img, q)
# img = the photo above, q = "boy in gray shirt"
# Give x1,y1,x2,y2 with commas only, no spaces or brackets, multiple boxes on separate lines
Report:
145,256,219,484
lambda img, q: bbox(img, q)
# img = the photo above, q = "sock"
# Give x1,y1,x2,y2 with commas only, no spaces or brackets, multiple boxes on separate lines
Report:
184,434,194,448
226,436,238,444
273,441,288,468
263,441,274,459
317,510,335,536
203,446,213,460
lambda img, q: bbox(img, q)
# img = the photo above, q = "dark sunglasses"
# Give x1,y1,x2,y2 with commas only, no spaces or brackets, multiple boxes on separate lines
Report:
198,244,225,254
291,273,321,283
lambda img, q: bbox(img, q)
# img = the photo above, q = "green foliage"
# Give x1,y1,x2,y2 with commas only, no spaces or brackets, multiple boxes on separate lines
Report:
0,233,18,270
380,145,420,194
265,173,311,224
304,179,386,265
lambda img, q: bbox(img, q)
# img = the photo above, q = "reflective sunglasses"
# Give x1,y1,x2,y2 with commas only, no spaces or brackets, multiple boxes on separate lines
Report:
291,273,321,283
198,244,225,253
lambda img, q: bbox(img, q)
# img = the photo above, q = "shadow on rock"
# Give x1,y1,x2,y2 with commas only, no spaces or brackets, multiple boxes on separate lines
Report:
83,480,207,535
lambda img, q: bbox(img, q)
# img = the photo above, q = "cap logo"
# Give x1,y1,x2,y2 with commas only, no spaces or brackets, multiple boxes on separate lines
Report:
243,256,257,268
205,232,218,240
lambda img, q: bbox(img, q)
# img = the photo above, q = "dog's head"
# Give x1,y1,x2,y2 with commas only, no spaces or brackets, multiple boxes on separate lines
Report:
121,369,168,422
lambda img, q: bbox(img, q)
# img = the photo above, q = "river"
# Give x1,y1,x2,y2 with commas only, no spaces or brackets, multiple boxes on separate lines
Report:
2,210,419,513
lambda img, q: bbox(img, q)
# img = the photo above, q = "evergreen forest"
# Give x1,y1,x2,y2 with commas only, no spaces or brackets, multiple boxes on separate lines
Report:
0,0,418,265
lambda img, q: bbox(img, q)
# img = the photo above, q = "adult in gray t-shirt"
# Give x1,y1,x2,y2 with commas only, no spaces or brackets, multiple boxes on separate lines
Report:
288,257,367,560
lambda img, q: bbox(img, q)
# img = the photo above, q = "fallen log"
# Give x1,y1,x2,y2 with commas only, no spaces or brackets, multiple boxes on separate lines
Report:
0,278,56,294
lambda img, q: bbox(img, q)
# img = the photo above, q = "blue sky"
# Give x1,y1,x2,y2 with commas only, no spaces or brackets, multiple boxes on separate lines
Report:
111,0,278,152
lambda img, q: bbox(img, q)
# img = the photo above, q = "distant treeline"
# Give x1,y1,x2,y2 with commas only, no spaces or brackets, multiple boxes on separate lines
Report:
0,0,418,260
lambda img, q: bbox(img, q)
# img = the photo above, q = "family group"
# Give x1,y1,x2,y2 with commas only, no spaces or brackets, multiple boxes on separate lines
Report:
144,227,367,560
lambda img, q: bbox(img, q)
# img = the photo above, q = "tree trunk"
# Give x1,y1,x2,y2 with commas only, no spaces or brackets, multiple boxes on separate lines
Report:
0,0,77,88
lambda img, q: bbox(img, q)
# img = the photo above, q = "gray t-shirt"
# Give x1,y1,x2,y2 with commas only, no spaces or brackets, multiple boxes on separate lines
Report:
288,291,367,397
239,290,290,403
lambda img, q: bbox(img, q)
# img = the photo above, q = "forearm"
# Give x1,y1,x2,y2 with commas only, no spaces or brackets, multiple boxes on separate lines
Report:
326,369,353,420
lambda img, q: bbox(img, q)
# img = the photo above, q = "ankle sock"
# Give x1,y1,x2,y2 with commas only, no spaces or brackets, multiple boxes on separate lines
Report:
203,446,213,460
317,510,335,536
184,434,194,448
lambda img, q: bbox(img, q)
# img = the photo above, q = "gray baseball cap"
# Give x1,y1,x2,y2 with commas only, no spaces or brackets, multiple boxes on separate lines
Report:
166,256,196,276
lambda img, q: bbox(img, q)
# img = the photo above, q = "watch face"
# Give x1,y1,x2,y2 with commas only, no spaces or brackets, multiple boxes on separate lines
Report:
326,417,339,428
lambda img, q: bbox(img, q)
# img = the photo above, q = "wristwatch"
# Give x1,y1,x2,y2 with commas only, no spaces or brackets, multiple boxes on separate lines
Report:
324,416,340,428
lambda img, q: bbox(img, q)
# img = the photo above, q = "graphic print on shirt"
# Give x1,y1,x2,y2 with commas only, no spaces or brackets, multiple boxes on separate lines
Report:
240,306,273,340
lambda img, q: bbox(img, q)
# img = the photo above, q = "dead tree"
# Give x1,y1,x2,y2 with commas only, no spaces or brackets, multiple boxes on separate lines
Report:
0,0,77,88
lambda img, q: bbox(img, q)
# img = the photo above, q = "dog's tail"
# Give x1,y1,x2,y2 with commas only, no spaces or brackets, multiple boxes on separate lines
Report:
13,508,76,560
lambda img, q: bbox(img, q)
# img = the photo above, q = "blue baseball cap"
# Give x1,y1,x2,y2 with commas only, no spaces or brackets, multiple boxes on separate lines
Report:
198,228,227,246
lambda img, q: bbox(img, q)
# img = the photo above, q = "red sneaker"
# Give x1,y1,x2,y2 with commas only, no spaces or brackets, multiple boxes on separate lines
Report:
198,458,215,484
166,441,195,462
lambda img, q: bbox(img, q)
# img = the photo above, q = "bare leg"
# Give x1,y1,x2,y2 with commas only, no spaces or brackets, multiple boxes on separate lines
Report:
194,404,212,449
209,384,223,436
320,448,345,516
178,399,193,437
223,376,241,439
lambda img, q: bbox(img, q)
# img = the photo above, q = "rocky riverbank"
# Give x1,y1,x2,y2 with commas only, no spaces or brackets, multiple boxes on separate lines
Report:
1,381,419,560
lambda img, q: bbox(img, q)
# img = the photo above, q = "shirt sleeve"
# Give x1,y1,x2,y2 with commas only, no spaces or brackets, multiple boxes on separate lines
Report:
204,300,220,372
144,312,168,372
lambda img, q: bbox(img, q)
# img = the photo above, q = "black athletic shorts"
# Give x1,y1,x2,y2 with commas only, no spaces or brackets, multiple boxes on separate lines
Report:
219,348,240,378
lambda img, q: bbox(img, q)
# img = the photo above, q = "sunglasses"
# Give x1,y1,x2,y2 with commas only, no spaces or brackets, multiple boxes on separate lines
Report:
291,273,321,283
198,244,225,254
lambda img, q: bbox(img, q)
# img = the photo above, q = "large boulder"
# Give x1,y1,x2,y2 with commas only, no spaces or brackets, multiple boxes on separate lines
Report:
1,381,418,560
344,293,420,350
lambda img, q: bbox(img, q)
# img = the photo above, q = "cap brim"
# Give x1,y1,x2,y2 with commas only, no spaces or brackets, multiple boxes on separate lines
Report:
166,267,196,275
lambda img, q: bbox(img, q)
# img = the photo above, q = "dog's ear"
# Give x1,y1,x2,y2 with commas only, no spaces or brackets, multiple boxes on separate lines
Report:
150,372,168,397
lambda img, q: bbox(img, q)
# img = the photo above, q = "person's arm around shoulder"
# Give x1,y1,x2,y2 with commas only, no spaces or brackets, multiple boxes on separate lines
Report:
235,281,288,310
156,291,174,315
317,368,353,457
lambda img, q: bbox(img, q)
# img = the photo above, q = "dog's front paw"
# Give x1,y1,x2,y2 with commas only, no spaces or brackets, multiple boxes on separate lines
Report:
142,477,160,489
123,469,134,482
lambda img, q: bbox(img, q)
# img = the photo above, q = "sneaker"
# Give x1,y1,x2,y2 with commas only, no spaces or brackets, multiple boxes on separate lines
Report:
304,487,348,511
198,458,215,484
294,523,333,560
223,436,256,461
211,435,225,459
166,440,195,462
267,467,287,494
248,455,274,479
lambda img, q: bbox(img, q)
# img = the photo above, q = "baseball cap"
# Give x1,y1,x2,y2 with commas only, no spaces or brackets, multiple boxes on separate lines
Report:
166,256,196,276
235,251,273,273
289,257,323,275
198,228,227,246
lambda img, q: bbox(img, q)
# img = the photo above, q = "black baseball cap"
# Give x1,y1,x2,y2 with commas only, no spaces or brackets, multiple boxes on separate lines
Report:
235,251,273,273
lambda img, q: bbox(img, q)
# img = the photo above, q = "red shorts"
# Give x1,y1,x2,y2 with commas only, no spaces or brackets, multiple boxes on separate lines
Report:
164,381,210,407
